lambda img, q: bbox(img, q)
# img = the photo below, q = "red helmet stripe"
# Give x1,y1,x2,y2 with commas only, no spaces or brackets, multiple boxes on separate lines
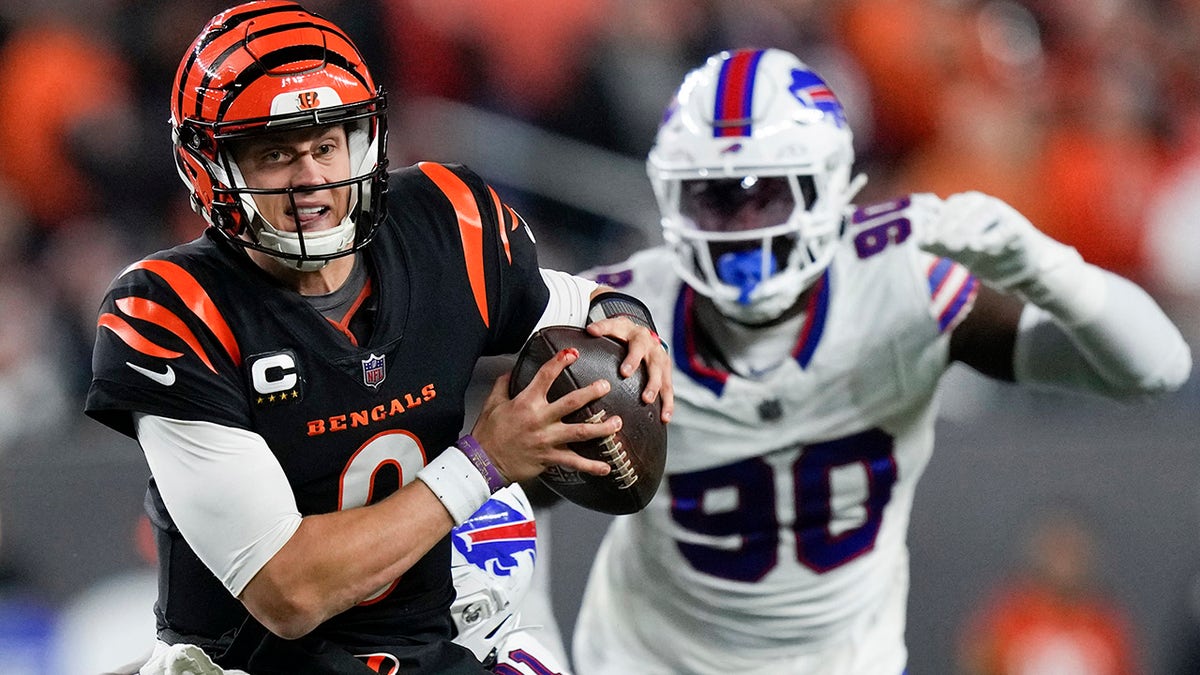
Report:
713,49,765,137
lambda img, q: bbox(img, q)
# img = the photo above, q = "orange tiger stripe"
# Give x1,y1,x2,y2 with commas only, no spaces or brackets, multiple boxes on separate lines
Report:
488,186,512,264
97,313,184,359
116,297,218,373
506,205,522,231
122,260,242,366
418,162,489,327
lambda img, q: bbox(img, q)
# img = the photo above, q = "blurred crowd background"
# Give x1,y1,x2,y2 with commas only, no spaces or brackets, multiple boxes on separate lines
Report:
0,0,1198,673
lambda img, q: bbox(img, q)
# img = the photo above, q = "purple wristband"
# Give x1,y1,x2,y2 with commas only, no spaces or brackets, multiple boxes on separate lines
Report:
455,435,506,494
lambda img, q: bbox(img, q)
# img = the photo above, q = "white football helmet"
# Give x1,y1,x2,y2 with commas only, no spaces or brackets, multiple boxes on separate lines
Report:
649,48,865,323
450,484,538,663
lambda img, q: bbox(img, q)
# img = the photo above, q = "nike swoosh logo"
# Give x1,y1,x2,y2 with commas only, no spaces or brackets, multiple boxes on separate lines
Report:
127,362,176,386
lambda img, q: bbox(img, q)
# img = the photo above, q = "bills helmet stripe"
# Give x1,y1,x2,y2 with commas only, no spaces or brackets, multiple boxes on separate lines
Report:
713,49,765,138
458,520,536,545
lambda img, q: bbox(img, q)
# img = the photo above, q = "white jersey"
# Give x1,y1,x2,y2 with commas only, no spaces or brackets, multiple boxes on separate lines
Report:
573,197,978,675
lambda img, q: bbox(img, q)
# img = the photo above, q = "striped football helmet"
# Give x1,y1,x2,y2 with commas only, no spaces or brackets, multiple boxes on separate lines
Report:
171,1,388,271
649,48,865,323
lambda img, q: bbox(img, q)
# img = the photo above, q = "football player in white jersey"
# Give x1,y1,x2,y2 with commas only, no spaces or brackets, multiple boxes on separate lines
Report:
571,48,1192,675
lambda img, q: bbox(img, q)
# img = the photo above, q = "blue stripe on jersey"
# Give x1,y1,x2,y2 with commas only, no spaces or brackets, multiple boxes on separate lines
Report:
793,269,831,368
927,257,953,295
938,274,979,333
927,257,978,333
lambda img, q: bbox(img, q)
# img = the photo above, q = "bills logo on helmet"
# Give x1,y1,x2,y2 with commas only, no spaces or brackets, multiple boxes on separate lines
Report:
789,68,847,128
362,353,386,389
452,498,537,576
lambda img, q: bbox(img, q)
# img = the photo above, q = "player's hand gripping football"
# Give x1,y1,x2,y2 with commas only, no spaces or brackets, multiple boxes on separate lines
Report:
582,317,674,423
470,348,621,484
913,191,1082,296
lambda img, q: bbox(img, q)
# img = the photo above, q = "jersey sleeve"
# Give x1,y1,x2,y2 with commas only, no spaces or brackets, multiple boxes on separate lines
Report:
85,258,250,438
414,162,550,356
846,195,981,337
918,251,980,334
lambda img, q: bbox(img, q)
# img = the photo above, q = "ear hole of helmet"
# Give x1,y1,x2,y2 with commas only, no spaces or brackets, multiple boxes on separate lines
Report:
179,123,217,159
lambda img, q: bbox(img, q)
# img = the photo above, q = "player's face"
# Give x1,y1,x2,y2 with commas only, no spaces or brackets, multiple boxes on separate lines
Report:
679,176,798,233
231,124,353,235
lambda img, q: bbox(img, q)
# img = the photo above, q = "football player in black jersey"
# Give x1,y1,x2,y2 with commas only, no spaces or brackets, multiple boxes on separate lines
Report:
84,2,672,673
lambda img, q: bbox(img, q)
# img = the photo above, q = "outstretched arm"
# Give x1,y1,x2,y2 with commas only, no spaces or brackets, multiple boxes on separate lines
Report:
920,191,1192,399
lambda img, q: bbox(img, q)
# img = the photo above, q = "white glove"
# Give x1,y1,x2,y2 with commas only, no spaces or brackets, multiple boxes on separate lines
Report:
139,642,249,675
914,191,1105,324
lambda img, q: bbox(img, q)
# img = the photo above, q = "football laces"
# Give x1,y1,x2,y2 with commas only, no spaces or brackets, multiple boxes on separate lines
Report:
585,410,638,489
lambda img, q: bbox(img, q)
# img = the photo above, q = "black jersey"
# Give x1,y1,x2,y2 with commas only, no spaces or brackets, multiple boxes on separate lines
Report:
85,163,549,666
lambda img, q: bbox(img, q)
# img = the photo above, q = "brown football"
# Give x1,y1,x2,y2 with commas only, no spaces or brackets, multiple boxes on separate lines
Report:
508,325,667,515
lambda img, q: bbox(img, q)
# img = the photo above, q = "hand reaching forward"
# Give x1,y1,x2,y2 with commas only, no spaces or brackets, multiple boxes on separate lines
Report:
912,191,1080,294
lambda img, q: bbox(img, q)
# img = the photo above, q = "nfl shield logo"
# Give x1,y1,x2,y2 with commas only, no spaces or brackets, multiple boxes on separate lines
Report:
361,353,386,389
